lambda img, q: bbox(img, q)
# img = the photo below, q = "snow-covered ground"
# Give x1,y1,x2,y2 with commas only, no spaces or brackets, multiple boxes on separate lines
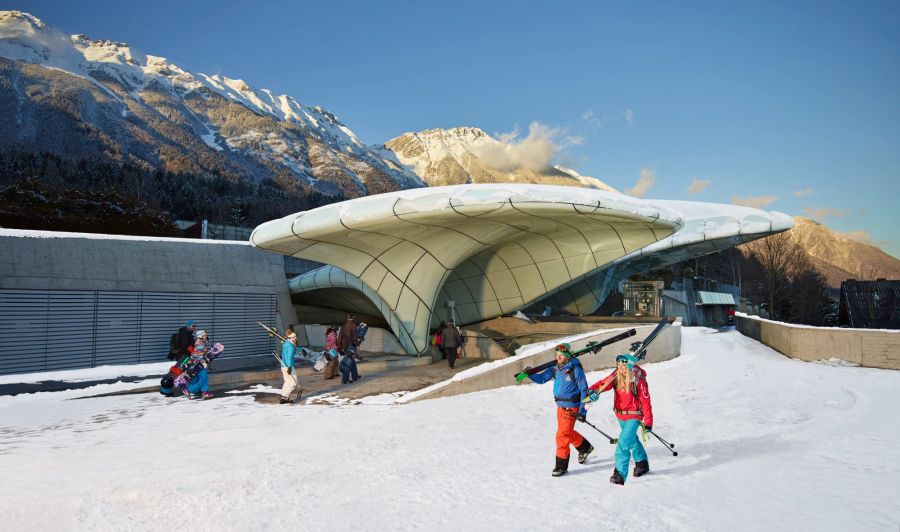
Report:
1,328,898,531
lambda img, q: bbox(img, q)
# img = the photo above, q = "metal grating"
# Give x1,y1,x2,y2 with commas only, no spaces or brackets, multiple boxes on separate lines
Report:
0,289,276,375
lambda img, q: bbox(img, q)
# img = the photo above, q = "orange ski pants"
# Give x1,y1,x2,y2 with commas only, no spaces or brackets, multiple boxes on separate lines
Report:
556,406,585,459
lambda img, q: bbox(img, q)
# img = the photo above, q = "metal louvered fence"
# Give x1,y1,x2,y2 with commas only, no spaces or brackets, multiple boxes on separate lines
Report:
0,289,275,375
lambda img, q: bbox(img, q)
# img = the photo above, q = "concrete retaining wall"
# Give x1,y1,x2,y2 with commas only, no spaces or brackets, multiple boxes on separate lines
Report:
0,229,297,358
403,322,681,402
735,314,900,370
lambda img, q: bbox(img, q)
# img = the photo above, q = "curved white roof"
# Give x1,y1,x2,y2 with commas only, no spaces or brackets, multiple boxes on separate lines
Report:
251,184,683,353
530,199,794,314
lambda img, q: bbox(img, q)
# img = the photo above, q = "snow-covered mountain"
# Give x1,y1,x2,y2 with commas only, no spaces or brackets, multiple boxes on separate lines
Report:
0,11,422,198
382,127,617,191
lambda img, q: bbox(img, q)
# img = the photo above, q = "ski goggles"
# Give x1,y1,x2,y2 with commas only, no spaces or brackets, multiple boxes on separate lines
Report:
616,355,630,363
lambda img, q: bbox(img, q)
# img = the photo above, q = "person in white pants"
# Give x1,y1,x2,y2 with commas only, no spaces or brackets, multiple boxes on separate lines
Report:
280,330,300,404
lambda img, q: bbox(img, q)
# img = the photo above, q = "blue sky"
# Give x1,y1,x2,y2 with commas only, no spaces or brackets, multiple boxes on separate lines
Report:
17,0,900,257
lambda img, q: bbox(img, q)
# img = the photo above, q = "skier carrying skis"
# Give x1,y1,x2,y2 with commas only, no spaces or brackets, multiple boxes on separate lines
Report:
586,353,654,485
279,329,301,404
525,342,593,477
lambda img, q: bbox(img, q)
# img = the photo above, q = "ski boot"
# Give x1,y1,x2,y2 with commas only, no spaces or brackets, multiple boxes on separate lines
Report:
279,396,293,404
633,459,650,477
201,391,214,399
610,468,625,485
551,456,569,477
576,440,594,464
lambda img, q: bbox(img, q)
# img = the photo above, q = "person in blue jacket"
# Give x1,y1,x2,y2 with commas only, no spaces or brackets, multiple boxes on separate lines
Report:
526,342,594,477
184,330,213,399
279,329,301,404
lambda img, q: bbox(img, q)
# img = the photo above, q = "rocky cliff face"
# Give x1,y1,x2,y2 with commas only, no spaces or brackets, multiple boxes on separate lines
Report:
789,216,900,287
0,10,422,199
383,127,617,191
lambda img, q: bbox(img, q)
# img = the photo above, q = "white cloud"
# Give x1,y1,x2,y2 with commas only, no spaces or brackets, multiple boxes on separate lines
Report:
624,109,634,128
475,122,573,172
730,195,778,209
581,110,604,128
793,187,814,197
688,179,710,194
625,168,656,197
803,206,848,220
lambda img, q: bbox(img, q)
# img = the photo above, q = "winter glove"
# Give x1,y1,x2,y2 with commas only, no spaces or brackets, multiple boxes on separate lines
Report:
577,413,587,422
587,391,600,402
523,366,533,374
644,425,652,432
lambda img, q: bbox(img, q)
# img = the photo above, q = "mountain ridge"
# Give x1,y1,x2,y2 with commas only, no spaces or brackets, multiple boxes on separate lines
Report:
788,216,900,287
0,10,423,199
383,126,617,191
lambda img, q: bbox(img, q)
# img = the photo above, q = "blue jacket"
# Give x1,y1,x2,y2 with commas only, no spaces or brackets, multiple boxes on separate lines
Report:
281,341,297,368
528,357,589,416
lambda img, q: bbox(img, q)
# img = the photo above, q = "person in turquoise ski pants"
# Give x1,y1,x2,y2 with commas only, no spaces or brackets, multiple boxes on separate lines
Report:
587,353,654,484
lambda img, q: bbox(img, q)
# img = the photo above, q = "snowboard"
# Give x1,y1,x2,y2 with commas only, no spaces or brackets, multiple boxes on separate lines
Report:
174,342,224,390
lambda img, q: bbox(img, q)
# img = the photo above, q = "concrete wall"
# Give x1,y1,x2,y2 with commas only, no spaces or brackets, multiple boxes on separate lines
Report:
0,229,297,341
735,314,900,370
404,322,682,402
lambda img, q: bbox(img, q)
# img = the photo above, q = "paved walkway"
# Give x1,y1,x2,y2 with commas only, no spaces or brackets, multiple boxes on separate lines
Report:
250,355,484,404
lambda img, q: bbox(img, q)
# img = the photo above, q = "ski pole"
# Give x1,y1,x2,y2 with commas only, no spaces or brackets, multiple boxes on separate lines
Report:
579,419,618,445
647,429,677,456
649,429,675,449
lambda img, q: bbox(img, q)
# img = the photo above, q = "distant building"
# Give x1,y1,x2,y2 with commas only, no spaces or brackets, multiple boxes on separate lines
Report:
623,280,664,317
662,277,739,327
839,279,900,329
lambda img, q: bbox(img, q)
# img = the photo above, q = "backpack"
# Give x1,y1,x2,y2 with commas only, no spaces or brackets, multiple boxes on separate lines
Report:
355,322,368,345
168,332,179,357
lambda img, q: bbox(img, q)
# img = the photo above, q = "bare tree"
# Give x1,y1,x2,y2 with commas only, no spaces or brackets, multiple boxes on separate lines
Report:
744,232,808,318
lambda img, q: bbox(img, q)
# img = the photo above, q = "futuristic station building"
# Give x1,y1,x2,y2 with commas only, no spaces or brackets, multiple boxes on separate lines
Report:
250,185,793,355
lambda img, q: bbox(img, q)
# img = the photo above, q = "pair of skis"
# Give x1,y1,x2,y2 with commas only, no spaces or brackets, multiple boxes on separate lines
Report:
513,329,637,382
257,321,303,402
582,317,675,407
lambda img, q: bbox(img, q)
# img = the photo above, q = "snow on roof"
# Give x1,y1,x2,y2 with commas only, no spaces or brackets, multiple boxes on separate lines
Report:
0,228,249,245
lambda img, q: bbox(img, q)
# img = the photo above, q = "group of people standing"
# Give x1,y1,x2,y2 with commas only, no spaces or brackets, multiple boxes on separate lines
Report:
276,314,365,404
526,343,653,484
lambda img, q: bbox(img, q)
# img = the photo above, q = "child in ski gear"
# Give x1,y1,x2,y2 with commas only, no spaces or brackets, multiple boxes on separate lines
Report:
184,330,213,399
280,329,300,404
441,323,462,369
587,353,654,484
323,326,340,380
526,342,593,477
340,344,360,384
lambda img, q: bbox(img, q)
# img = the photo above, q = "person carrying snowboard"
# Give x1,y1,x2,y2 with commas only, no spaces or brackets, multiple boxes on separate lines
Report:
525,342,593,477
323,326,340,380
586,353,654,485
183,330,214,399
279,329,301,404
